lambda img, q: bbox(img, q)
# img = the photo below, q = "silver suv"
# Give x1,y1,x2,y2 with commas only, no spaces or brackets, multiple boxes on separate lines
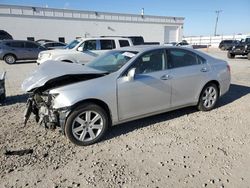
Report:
0,40,46,64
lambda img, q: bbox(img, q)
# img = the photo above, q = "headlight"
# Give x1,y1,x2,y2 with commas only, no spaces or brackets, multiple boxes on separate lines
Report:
232,46,235,50
39,53,51,59
50,93,59,107
245,45,248,49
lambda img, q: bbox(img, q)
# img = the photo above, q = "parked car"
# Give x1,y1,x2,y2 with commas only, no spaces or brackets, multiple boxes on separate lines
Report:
227,37,250,60
22,46,231,146
219,40,239,50
37,37,133,65
35,39,54,45
41,41,67,50
0,40,46,64
0,30,13,40
164,41,193,48
164,42,177,46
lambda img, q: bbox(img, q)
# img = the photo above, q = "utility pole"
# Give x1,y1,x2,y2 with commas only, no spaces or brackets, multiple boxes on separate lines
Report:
214,10,222,36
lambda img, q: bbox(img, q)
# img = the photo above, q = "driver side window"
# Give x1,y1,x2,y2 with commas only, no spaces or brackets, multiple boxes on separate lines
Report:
132,50,166,74
83,40,97,50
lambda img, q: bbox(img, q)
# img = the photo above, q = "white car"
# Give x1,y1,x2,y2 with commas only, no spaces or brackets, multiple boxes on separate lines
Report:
164,41,193,49
37,37,133,65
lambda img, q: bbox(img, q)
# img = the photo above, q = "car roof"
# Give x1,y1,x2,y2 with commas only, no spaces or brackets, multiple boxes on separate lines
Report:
1,40,36,43
78,37,132,41
43,41,65,44
116,45,195,53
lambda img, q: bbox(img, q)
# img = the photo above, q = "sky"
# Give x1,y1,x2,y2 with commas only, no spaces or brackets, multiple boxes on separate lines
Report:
0,0,249,36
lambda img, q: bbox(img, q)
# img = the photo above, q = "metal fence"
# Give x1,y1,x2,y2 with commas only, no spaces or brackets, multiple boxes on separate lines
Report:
183,34,249,47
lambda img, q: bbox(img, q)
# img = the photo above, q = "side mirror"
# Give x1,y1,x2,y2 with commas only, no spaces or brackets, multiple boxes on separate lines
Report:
127,68,136,81
78,46,84,52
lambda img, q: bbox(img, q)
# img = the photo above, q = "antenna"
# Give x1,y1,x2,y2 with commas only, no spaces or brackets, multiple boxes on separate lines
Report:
214,10,222,36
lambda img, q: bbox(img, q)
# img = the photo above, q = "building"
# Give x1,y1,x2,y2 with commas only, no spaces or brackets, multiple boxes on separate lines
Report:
0,4,184,44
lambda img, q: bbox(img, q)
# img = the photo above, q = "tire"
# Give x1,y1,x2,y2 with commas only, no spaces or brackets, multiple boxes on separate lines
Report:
197,83,219,111
4,54,16,64
0,93,6,102
247,53,250,60
65,103,109,146
227,52,235,59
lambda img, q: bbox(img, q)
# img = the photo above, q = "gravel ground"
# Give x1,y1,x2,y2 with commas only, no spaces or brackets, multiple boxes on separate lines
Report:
0,48,250,188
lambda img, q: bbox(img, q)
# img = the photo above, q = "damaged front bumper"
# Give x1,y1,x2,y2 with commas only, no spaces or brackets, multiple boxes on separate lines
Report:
24,94,71,134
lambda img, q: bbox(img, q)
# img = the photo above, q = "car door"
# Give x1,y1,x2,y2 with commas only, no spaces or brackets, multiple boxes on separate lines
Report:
166,48,210,107
24,42,41,59
117,49,171,121
7,41,26,59
75,40,99,64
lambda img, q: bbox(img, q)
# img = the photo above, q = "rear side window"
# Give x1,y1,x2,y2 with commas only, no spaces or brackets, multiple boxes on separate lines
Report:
224,40,233,43
167,49,205,69
119,40,130,47
130,37,144,45
44,43,53,48
25,42,39,48
100,40,116,50
54,43,65,47
8,42,25,48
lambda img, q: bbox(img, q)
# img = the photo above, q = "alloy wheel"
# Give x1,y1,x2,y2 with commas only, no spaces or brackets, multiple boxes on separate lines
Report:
5,55,15,64
72,110,104,142
202,86,217,108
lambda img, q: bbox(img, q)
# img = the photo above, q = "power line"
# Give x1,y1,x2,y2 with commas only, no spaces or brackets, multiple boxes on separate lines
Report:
214,10,222,36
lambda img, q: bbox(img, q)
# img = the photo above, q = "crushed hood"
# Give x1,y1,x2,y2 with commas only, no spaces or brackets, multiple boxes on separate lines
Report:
22,60,107,92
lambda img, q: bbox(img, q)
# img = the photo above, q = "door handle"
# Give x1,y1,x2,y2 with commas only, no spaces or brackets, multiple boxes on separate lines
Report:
200,67,208,72
160,75,172,80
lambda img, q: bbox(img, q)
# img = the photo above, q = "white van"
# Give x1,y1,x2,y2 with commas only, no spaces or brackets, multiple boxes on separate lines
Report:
37,37,133,65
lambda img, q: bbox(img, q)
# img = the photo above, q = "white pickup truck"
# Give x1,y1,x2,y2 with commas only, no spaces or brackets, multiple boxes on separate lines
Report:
37,37,133,65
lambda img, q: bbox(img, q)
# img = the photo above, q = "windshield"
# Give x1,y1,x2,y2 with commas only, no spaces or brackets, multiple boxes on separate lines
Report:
87,50,138,73
64,39,81,49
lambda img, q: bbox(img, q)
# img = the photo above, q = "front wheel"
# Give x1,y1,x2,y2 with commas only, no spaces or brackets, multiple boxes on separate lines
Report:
65,103,109,146
197,83,219,111
221,46,225,50
227,52,235,59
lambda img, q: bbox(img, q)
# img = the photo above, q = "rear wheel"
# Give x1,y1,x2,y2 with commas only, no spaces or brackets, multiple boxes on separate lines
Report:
227,52,235,59
247,53,250,60
4,54,16,64
0,93,6,102
197,83,219,111
65,103,109,146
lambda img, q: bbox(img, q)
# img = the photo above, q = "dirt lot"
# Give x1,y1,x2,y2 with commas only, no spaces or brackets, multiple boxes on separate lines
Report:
0,49,250,188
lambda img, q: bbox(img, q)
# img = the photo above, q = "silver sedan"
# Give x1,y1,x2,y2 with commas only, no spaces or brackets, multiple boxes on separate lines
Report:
22,46,231,146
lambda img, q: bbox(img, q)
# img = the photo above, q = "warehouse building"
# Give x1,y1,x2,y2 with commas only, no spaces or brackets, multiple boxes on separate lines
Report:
0,4,184,44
